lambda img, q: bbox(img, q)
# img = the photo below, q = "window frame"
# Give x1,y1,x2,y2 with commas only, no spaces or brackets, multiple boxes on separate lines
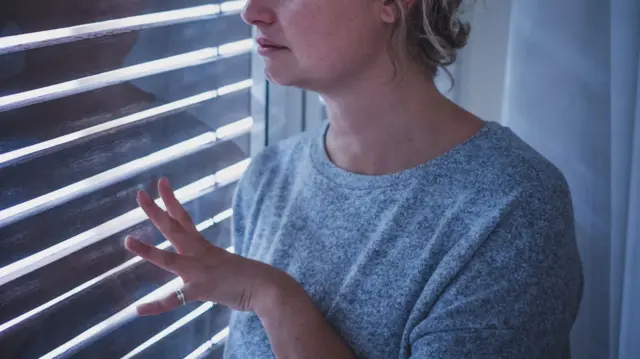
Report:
249,26,324,152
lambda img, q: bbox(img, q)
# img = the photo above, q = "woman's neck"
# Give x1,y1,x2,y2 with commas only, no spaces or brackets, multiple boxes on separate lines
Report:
320,64,483,176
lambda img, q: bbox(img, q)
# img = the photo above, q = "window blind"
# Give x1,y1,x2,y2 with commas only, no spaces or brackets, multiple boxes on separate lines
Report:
0,1,253,358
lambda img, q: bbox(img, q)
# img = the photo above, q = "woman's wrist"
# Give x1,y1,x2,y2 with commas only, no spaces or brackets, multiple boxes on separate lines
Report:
253,267,306,319
253,267,356,359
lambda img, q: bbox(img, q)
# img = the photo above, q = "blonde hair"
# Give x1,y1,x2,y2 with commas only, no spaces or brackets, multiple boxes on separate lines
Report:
388,0,471,79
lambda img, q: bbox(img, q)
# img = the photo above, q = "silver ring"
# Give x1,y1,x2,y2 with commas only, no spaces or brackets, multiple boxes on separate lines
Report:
175,288,186,306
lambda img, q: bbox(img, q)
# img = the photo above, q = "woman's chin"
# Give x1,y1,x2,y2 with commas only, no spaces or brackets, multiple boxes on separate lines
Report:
264,67,304,88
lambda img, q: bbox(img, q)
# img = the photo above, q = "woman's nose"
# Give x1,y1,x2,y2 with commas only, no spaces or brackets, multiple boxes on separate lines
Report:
241,0,276,26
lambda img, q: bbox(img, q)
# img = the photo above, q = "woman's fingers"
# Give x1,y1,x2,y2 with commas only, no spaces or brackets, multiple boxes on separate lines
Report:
125,236,190,275
137,190,195,252
157,178,197,233
136,286,191,316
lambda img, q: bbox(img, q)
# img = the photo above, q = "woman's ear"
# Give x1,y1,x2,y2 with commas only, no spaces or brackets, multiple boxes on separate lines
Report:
380,0,397,24
380,0,415,24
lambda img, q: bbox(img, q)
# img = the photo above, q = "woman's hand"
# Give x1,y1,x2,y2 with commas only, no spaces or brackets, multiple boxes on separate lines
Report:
125,177,287,316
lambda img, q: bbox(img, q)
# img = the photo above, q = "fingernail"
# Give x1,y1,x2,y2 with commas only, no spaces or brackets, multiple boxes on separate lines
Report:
136,303,154,316
159,177,173,192
125,235,139,250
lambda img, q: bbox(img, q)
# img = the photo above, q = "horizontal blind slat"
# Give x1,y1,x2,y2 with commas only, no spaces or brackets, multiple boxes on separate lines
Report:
1,52,251,151
0,3,250,358
0,154,250,286
0,190,235,332
0,41,251,112
0,82,251,166
0,13,250,98
0,4,234,55
0,218,234,358
0,0,233,36
0,117,251,229
84,306,230,359
37,251,232,359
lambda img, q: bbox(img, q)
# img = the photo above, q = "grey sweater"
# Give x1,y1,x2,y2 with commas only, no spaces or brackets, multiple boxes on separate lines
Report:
224,121,583,359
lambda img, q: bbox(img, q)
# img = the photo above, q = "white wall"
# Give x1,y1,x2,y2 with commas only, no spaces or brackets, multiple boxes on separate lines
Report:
453,0,513,123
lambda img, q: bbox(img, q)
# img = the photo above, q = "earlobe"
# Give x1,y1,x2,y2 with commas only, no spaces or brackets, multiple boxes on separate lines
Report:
380,0,415,24
380,0,397,24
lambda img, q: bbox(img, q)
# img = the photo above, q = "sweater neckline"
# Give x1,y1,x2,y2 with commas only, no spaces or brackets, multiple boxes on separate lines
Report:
309,120,497,190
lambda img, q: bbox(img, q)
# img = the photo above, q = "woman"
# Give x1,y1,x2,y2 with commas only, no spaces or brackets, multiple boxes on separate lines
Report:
125,0,584,358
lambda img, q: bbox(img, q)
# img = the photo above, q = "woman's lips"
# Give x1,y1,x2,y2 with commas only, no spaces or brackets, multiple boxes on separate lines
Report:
256,37,288,56
257,44,287,56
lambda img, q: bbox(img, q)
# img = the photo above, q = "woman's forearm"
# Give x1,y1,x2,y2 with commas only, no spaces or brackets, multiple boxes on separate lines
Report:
255,273,356,359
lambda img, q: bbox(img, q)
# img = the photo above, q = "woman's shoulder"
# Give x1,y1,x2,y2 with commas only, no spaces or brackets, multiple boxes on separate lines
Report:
512,126,568,193
424,121,573,223
458,121,570,196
